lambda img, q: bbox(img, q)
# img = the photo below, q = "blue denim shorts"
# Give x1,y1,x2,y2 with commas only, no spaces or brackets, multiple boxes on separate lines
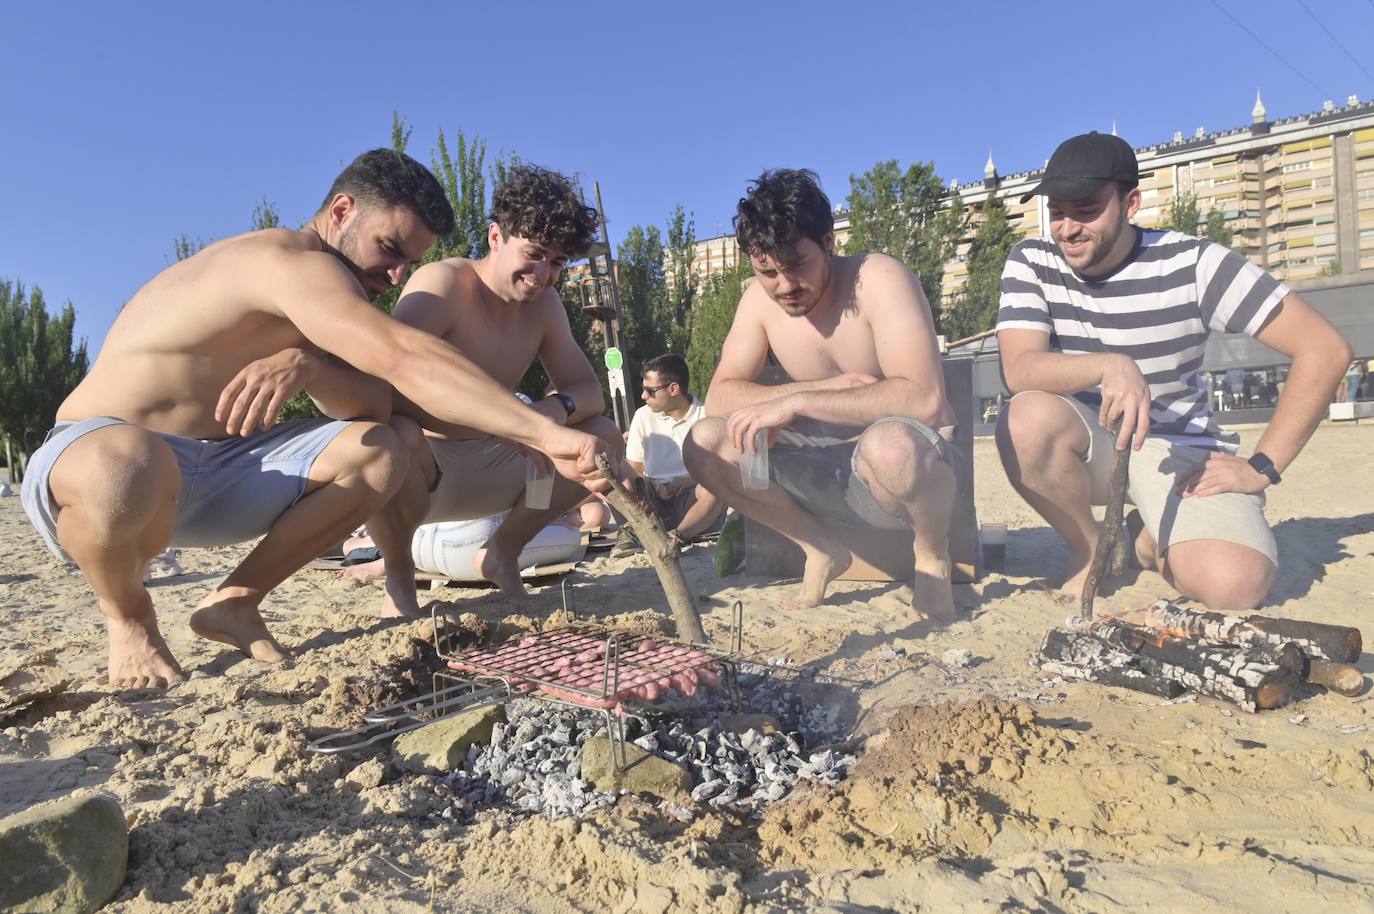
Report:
21,416,354,563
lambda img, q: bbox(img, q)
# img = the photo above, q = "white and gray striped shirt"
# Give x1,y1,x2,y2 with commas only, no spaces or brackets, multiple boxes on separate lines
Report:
996,228,1289,452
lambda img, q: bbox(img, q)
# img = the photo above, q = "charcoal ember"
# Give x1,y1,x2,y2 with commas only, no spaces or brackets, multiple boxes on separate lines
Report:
691,779,725,801
709,783,741,806
633,734,659,752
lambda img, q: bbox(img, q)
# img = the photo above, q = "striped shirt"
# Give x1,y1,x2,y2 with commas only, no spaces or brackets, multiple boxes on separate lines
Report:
996,228,1289,452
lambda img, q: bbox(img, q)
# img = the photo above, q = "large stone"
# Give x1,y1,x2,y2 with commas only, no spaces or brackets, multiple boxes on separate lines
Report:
391,705,506,776
581,736,692,798
0,793,128,913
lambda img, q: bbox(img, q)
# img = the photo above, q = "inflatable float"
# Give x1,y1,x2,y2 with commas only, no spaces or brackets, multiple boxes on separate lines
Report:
410,513,586,582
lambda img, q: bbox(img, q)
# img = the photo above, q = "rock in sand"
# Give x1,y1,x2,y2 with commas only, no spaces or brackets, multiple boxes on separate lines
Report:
392,704,506,776
0,793,128,914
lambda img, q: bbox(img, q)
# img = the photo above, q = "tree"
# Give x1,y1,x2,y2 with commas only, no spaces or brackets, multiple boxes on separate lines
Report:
1167,191,1200,235
0,280,89,481
431,128,488,261
685,260,753,402
615,223,667,397
251,197,281,230
844,159,964,313
661,205,697,357
1203,208,1233,249
171,234,205,263
942,192,1019,341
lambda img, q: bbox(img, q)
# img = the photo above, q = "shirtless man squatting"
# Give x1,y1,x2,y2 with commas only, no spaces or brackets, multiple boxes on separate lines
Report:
20,149,610,688
352,164,624,618
683,169,965,621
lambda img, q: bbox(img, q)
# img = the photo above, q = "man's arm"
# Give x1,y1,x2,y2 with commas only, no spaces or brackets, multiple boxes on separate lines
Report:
1181,293,1351,498
263,249,604,483
215,345,392,436
998,328,1153,451
534,292,606,426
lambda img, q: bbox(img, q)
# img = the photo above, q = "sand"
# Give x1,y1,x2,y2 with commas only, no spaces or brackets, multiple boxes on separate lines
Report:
1,422,1371,913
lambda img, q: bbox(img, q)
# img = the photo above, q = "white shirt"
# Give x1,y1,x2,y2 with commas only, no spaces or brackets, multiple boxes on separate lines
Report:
625,396,706,482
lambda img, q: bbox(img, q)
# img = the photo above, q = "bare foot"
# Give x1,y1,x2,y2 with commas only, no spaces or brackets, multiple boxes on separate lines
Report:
189,598,291,663
380,575,426,619
1056,545,1094,604
337,557,384,580
473,545,527,598
781,543,851,610
106,614,186,688
911,554,956,623
1127,510,1158,570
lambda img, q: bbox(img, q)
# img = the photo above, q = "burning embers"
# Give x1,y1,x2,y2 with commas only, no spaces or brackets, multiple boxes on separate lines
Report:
1036,600,1365,712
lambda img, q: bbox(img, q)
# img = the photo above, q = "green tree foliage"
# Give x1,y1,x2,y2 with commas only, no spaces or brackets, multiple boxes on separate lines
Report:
1203,209,1233,249
616,223,668,396
251,197,281,230
171,234,206,263
686,260,753,402
1166,191,1200,235
844,159,965,315
942,192,1019,341
0,280,89,481
661,206,697,356
432,129,489,261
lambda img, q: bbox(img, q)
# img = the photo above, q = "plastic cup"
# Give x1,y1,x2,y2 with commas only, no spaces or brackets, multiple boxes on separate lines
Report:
739,431,771,490
980,523,1007,571
525,458,554,510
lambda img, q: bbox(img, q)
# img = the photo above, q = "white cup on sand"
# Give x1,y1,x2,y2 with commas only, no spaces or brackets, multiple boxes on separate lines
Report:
526,458,554,510
739,431,770,490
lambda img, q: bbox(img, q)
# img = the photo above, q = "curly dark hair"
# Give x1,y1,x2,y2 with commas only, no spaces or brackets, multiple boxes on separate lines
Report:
490,165,599,257
322,149,455,236
734,168,834,265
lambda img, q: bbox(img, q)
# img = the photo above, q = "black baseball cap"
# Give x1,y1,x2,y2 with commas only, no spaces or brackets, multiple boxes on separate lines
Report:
1020,132,1139,204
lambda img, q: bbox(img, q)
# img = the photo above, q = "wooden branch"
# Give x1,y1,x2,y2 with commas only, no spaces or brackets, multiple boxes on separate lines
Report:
1141,601,1363,663
595,454,707,643
1077,421,1130,623
1037,628,1185,699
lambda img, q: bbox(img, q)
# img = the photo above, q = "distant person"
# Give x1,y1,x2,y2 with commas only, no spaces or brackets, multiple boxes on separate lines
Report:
1339,359,1363,403
683,169,963,621
613,353,723,557
20,150,609,689
995,132,1350,612
347,165,623,617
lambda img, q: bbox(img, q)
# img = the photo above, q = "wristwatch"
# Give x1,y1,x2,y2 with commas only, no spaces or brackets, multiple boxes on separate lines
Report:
550,392,576,417
1247,452,1282,486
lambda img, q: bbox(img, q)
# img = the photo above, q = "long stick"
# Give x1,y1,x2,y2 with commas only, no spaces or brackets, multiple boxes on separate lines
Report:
595,454,707,643
1077,422,1130,624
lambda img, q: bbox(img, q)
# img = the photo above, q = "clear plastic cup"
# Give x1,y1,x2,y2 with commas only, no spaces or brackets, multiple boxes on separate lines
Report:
980,523,1007,571
739,430,770,490
525,457,554,510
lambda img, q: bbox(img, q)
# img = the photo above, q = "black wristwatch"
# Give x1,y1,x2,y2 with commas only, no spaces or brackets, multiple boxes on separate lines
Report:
550,392,576,417
1247,452,1282,486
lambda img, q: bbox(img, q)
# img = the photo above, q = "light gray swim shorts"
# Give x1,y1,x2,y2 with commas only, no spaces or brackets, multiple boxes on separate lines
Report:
21,416,354,563
1033,393,1277,566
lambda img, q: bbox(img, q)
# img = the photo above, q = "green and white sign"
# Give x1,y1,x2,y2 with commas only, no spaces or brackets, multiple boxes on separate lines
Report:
604,347,623,371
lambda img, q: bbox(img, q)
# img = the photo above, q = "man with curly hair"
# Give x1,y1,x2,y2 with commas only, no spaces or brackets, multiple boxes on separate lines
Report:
352,164,622,615
683,169,963,621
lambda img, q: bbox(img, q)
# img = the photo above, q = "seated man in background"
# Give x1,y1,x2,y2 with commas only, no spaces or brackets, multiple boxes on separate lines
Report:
21,149,609,689
683,169,963,621
357,165,623,616
996,131,1350,611
612,353,724,557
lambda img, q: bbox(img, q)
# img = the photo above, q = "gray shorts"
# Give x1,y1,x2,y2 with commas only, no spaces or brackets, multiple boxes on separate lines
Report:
21,416,353,563
423,436,528,523
769,417,967,531
1044,394,1277,565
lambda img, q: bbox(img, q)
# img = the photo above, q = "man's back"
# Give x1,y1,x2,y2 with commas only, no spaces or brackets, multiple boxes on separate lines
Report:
59,228,346,438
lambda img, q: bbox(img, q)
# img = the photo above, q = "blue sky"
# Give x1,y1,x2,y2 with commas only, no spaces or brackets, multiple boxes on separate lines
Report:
4,0,1373,354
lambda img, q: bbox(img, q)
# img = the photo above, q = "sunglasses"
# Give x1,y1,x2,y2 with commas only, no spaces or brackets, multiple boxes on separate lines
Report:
641,383,673,397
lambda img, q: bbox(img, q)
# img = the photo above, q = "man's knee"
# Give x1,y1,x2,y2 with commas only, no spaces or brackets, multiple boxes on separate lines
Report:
1166,543,1274,612
574,415,623,450
856,422,932,478
51,426,179,515
997,392,1083,466
321,421,408,497
683,417,732,478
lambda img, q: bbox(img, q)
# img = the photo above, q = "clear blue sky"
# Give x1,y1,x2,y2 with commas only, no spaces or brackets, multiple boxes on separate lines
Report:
4,0,1373,355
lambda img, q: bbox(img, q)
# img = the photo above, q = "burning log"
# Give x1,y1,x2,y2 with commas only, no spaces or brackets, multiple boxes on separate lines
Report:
1141,601,1362,664
1037,627,1185,699
595,453,707,643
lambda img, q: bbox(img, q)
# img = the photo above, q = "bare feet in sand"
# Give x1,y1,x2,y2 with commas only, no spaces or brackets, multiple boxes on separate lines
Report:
106,613,186,688
379,576,428,619
189,595,291,663
911,554,956,623
472,545,527,598
781,543,851,610
336,557,384,580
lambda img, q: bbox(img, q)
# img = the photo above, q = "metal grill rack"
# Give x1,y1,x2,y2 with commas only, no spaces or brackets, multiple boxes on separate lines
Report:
308,601,745,771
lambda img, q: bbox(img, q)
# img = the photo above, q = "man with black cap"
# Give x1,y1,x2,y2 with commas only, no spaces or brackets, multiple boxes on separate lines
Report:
995,132,1351,611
